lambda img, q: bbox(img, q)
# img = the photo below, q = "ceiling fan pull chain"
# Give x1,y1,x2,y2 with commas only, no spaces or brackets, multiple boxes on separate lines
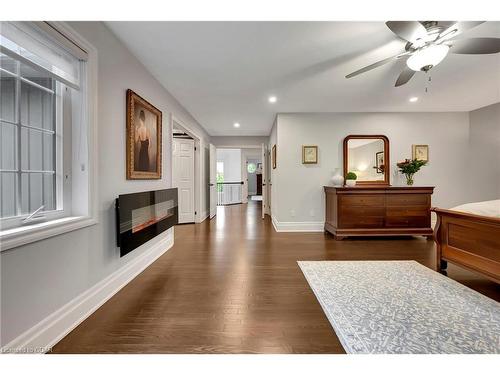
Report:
424,74,432,93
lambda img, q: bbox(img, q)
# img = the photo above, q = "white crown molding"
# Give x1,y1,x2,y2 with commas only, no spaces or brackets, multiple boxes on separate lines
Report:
271,215,324,232
1,231,174,354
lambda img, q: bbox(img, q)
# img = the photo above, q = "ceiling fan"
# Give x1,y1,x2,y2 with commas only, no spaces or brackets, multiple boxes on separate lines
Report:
346,21,500,87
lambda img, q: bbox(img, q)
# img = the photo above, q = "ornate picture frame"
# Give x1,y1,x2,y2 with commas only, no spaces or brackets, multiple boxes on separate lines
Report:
126,89,162,179
412,144,429,162
302,145,318,164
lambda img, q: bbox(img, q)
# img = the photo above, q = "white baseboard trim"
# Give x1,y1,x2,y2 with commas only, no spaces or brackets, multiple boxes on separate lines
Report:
1,230,174,354
198,210,209,223
272,215,324,232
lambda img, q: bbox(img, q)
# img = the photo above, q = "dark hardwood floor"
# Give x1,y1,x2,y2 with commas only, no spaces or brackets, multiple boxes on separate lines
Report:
52,201,499,353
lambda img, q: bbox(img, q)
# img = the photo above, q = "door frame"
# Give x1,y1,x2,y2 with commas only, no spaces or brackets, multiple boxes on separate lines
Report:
240,148,262,204
209,144,217,219
261,143,267,219
216,146,262,207
171,115,206,223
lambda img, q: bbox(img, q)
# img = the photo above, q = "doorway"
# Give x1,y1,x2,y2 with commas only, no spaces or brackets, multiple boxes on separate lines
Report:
246,158,262,202
172,117,204,224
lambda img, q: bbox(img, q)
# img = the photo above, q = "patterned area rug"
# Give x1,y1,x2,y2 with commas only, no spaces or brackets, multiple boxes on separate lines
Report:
298,261,500,354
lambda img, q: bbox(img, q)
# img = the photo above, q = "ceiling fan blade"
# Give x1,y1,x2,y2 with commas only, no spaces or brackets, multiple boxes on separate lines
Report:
395,67,416,87
438,21,485,41
451,38,500,54
346,52,408,79
386,21,428,43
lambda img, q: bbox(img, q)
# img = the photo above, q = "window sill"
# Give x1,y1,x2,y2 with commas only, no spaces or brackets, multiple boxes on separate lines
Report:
0,216,97,252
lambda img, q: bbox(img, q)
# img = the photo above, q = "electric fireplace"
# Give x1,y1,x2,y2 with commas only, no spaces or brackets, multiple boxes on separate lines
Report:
116,188,178,257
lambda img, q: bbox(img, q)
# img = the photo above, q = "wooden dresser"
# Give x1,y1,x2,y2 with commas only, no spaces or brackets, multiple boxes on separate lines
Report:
324,185,434,240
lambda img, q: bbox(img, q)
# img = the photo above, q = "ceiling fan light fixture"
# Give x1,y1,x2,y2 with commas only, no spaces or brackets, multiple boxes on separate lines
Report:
407,44,450,72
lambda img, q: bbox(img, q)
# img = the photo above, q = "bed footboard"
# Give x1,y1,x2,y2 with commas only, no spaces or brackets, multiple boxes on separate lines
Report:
432,207,500,284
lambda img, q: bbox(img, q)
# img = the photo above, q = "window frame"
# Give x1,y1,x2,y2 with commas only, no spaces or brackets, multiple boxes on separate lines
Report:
0,22,98,252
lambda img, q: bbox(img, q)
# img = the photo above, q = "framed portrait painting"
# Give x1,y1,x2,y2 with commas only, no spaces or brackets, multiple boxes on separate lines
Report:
126,89,162,179
412,144,429,162
302,145,318,164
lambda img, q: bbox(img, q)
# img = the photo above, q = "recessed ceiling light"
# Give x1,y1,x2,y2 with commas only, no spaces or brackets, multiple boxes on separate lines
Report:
268,96,277,103
409,97,419,103
233,122,240,128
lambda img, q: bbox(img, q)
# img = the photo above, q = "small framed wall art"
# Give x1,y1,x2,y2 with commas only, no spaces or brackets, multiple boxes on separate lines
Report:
302,145,318,164
412,144,429,162
272,145,277,169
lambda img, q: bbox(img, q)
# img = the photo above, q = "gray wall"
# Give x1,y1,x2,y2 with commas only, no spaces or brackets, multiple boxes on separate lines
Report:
273,112,472,223
1,22,209,345
468,102,500,201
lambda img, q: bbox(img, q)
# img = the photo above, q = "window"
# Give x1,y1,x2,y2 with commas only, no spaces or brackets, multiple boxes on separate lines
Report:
216,161,224,192
1,57,59,221
0,22,95,246
247,162,257,174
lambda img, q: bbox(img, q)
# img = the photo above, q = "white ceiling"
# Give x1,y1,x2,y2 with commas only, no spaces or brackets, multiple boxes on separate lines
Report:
106,21,500,136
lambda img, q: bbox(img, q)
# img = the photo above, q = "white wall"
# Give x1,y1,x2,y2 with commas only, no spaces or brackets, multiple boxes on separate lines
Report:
216,148,241,182
212,136,267,148
273,112,471,224
0,22,210,346
468,102,500,201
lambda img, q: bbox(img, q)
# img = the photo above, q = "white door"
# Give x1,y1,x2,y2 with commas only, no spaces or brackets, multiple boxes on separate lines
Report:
173,138,195,223
209,143,217,219
261,143,267,219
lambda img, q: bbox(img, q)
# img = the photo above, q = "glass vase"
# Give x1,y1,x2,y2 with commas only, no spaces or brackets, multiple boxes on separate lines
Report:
405,174,414,186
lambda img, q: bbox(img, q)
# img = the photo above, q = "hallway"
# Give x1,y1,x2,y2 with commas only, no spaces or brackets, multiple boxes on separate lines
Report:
52,202,499,353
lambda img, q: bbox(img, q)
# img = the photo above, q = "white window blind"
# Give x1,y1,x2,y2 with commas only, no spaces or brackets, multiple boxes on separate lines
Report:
0,22,87,89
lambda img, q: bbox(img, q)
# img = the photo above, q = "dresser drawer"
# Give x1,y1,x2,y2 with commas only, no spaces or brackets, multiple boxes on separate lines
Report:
339,217,384,228
386,194,429,207
340,206,386,217
385,216,430,228
340,195,384,207
386,205,430,217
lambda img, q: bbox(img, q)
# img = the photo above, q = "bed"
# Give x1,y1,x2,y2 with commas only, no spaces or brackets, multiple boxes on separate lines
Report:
432,200,500,284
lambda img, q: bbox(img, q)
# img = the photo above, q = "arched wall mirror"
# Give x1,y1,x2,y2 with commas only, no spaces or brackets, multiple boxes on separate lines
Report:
343,135,390,185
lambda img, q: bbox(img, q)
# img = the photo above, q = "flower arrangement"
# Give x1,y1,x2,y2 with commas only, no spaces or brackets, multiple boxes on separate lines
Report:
397,158,427,185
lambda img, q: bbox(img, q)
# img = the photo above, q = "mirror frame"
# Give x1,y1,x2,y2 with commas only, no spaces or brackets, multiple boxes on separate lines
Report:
343,135,390,186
